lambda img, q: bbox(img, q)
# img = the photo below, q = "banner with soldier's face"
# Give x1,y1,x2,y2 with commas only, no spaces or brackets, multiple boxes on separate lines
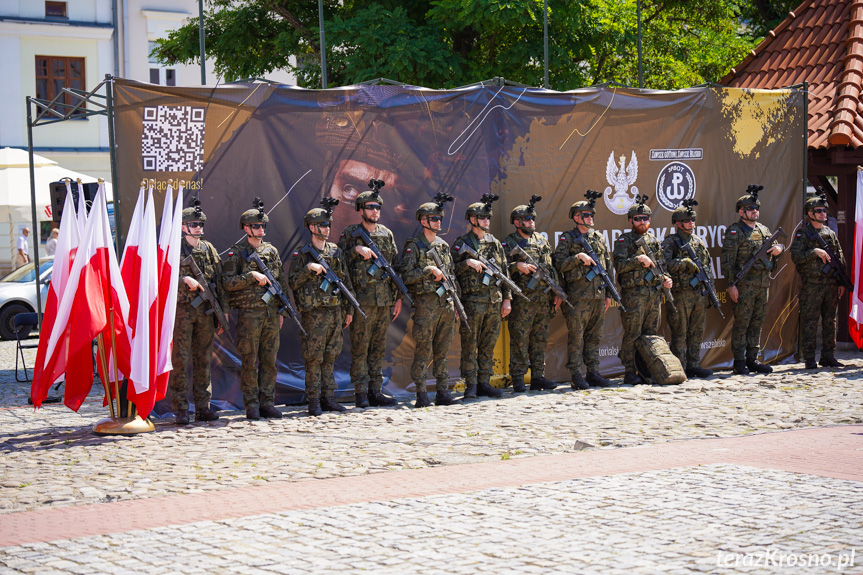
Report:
113,80,805,410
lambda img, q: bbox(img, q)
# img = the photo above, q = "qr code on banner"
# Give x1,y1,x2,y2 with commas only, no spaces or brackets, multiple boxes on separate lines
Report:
141,106,205,172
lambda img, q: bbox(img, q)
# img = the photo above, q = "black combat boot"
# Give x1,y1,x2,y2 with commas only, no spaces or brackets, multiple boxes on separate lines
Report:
246,406,261,420
194,406,219,422
355,392,370,408
435,388,460,406
477,381,503,397
804,360,819,369
746,358,773,374
532,376,558,390
463,383,478,399
585,372,611,387
623,371,645,385
820,356,844,368
321,395,347,412
732,360,750,375
685,366,713,379
260,405,283,419
511,376,526,393
368,389,397,407
570,372,589,390
307,397,322,417
175,409,190,425
415,391,432,408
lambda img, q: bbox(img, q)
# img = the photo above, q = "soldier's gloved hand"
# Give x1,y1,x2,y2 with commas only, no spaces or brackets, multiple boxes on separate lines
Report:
183,276,201,291
250,271,269,286
516,262,537,274
814,248,831,264
307,262,326,275
577,253,596,266
768,244,784,257
636,254,653,268
682,258,699,273
466,259,485,273
424,265,444,281
355,245,375,260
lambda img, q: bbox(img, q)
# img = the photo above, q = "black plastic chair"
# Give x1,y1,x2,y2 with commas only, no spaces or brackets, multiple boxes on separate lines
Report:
14,312,39,382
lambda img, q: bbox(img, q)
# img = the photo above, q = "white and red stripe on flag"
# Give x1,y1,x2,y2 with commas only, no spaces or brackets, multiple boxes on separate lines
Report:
849,169,863,349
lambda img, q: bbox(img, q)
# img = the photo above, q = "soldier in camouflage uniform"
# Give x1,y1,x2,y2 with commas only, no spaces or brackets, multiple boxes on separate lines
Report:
790,191,846,369
553,191,613,390
721,187,784,375
222,199,287,420
451,195,512,399
169,200,225,425
503,196,560,392
397,196,460,408
613,196,673,385
289,201,355,417
338,185,401,408
661,201,714,379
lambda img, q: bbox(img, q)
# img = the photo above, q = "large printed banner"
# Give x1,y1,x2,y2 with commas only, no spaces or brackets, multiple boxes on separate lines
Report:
113,79,805,410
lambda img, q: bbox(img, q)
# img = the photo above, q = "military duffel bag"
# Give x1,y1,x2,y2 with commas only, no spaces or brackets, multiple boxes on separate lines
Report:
635,335,687,385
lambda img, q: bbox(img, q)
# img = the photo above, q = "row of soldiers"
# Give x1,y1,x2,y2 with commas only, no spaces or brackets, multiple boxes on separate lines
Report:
169,184,848,422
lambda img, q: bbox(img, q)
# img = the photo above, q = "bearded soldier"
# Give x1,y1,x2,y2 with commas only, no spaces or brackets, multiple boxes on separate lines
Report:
613,195,673,385
222,199,287,420
553,191,613,389
289,199,355,416
721,185,784,375
502,195,560,392
397,194,460,408
661,200,714,378
337,182,401,408
451,194,512,399
790,190,846,369
170,199,225,424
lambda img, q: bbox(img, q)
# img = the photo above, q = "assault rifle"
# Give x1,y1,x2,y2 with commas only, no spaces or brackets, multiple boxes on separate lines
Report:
457,243,529,301
351,226,413,307
572,231,627,313
244,251,307,338
428,247,470,332
729,227,787,289
805,227,854,291
634,235,676,312
675,237,725,319
508,245,572,308
182,255,233,341
300,244,366,320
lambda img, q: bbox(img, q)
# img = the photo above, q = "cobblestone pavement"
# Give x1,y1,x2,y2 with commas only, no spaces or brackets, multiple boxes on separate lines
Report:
0,338,861,574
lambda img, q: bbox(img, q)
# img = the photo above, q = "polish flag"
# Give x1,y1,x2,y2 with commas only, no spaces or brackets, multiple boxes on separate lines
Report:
40,184,131,411
118,182,147,373
849,170,863,349
76,179,88,234
154,184,183,400
31,181,80,406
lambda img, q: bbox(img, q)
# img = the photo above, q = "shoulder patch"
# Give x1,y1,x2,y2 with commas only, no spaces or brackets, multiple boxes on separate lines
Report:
454,244,461,251
405,247,412,253
560,235,567,241
795,232,801,238
502,241,507,246
618,237,625,242
227,250,234,257
340,232,345,238
292,251,298,257
730,230,737,235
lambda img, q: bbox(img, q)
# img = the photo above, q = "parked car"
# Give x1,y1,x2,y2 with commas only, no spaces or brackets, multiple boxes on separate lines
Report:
0,258,53,340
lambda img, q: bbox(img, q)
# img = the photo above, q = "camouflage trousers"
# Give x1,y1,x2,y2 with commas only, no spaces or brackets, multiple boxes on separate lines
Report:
731,285,768,361
619,288,662,372
301,307,345,397
349,304,391,394
799,281,839,362
410,293,455,394
564,298,605,375
460,300,502,386
236,308,281,409
169,302,215,411
508,297,552,378
667,289,707,369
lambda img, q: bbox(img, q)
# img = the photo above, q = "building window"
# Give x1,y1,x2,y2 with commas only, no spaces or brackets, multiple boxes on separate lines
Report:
35,56,86,113
45,1,67,18
147,41,176,86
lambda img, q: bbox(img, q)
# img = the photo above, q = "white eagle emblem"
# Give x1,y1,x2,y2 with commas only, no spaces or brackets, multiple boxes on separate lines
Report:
603,151,639,215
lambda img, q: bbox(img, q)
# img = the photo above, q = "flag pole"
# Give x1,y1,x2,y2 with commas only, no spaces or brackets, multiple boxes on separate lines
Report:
95,334,116,419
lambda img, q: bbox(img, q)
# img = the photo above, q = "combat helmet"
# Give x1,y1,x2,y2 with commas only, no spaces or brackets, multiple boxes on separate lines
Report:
672,199,698,223
510,195,541,224
804,187,829,212
465,193,498,220
182,197,206,223
569,190,601,220
239,197,268,229
305,197,339,227
627,194,653,218
736,184,763,211
355,179,385,211
416,192,453,221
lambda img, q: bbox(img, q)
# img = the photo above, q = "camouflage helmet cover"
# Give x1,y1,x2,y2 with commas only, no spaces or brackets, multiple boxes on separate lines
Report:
736,184,763,211
804,187,829,211
305,197,339,227
465,193,498,220
182,198,206,223
627,194,653,218
239,197,268,229
569,190,601,219
355,179,385,211
510,195,541,224
671,199,698,223
415,192,453,221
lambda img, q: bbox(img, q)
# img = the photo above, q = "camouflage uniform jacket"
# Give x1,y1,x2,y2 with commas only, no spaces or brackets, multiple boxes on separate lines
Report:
790,222,845,284
337,223,400,307
288,241,354,314
662,230,713,294
398,235,456,298
177,238,225,306
221,237,288,311
451,231,512,303
502,231,559,297
553,228,613,300
613,231,664,291
721,221,778,288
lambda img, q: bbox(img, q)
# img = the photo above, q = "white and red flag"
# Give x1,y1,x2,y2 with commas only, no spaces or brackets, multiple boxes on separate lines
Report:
155,183,183,402
849,170,863,349
76,179,88,234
